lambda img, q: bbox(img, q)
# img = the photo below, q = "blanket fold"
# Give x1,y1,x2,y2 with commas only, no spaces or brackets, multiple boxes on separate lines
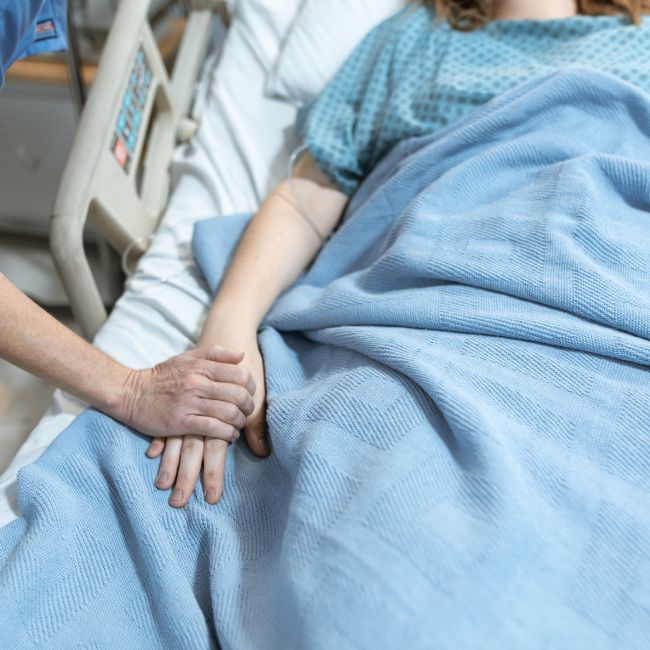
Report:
2,67,650,649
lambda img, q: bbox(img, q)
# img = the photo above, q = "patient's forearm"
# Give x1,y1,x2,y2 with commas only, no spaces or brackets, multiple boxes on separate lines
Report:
201,155,348,341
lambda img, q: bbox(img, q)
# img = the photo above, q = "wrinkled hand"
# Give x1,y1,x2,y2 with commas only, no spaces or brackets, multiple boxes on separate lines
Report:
146,335,268,508
116,345,256,441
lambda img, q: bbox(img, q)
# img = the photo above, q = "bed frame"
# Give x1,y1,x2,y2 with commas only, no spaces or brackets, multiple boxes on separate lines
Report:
50,0,230,339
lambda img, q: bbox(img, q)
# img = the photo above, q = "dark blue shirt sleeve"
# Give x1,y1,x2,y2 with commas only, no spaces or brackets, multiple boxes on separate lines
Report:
0,0,68,90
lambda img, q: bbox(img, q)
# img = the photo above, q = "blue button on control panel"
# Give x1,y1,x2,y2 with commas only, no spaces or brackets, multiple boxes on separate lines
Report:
111,46,153,174
117,111,127,133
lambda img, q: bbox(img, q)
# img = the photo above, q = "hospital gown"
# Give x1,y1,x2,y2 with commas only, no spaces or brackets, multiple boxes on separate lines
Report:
298,5,650,196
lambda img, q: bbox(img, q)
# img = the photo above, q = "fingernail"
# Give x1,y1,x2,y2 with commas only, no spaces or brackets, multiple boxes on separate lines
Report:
156,471,168,487
205,488,216,502
258,437,269,455
170,489,183,504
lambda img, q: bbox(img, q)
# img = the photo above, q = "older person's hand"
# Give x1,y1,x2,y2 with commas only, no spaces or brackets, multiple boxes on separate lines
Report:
0,275,256,447
146,335,268,508
114,345,256,442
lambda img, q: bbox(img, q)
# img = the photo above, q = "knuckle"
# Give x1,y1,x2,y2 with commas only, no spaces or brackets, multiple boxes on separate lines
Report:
159,461,177,476
203,469,221,482
177,412,192,429
160,449,179,463
163,412,181,432
204,360,221,377
223,403,239,420
234,386,250,404
182,438,200,452
182,374,199,391
205,438,225,451
232,367,248,386
176,472,194,487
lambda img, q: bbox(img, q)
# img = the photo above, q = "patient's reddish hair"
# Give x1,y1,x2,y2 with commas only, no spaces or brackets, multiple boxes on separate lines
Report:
415,0,650,30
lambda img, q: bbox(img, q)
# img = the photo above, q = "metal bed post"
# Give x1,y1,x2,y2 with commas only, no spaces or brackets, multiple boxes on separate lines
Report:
65,3,87,117
50,0,226,340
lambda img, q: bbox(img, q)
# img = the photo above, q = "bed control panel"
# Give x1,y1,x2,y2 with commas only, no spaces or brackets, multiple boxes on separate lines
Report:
111,47,153,174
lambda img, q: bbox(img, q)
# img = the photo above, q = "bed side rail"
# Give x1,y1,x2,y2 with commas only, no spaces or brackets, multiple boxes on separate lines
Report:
50,0,228,339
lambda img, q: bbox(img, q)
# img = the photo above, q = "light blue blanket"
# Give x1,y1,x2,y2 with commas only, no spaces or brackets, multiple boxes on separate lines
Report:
2,68,650,649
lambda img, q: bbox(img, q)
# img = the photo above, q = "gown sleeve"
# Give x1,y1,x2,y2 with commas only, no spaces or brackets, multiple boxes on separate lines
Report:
295,10,407,196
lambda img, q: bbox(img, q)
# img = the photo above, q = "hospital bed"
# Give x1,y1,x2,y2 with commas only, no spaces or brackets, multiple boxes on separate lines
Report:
0,0,403,526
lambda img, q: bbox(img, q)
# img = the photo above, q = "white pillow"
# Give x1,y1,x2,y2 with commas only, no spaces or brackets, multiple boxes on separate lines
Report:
232,0,305,72
187,0,306,209
266,0,405,103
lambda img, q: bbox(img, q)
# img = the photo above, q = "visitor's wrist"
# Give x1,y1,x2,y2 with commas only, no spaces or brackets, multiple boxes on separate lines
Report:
86,357,139,424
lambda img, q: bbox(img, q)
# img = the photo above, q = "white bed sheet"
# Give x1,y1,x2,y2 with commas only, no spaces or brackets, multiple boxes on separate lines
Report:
0,14,300,527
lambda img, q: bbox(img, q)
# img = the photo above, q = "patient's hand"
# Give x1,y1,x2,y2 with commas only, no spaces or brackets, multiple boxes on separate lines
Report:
119,345,255,441
146,152,346,507
146,336,268,508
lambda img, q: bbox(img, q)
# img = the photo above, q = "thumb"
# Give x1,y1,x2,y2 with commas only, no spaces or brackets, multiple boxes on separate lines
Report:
244,407,270,458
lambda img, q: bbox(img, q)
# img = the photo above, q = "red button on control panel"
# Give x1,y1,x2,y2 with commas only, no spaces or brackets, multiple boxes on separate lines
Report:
111,135,131,173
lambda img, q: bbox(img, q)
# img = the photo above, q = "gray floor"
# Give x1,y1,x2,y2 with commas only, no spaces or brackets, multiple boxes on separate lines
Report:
0,359,54,474
0,233,84,475
0,307,79,475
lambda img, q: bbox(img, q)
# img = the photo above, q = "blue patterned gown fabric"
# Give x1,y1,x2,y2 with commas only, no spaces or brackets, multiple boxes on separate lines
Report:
1,69,650,649
298,6,650,195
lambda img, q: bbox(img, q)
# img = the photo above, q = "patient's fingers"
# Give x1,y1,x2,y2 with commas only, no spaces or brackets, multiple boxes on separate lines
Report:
155,436,183,490
202,438,229,504
146,437,165,458
169,435,204,508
